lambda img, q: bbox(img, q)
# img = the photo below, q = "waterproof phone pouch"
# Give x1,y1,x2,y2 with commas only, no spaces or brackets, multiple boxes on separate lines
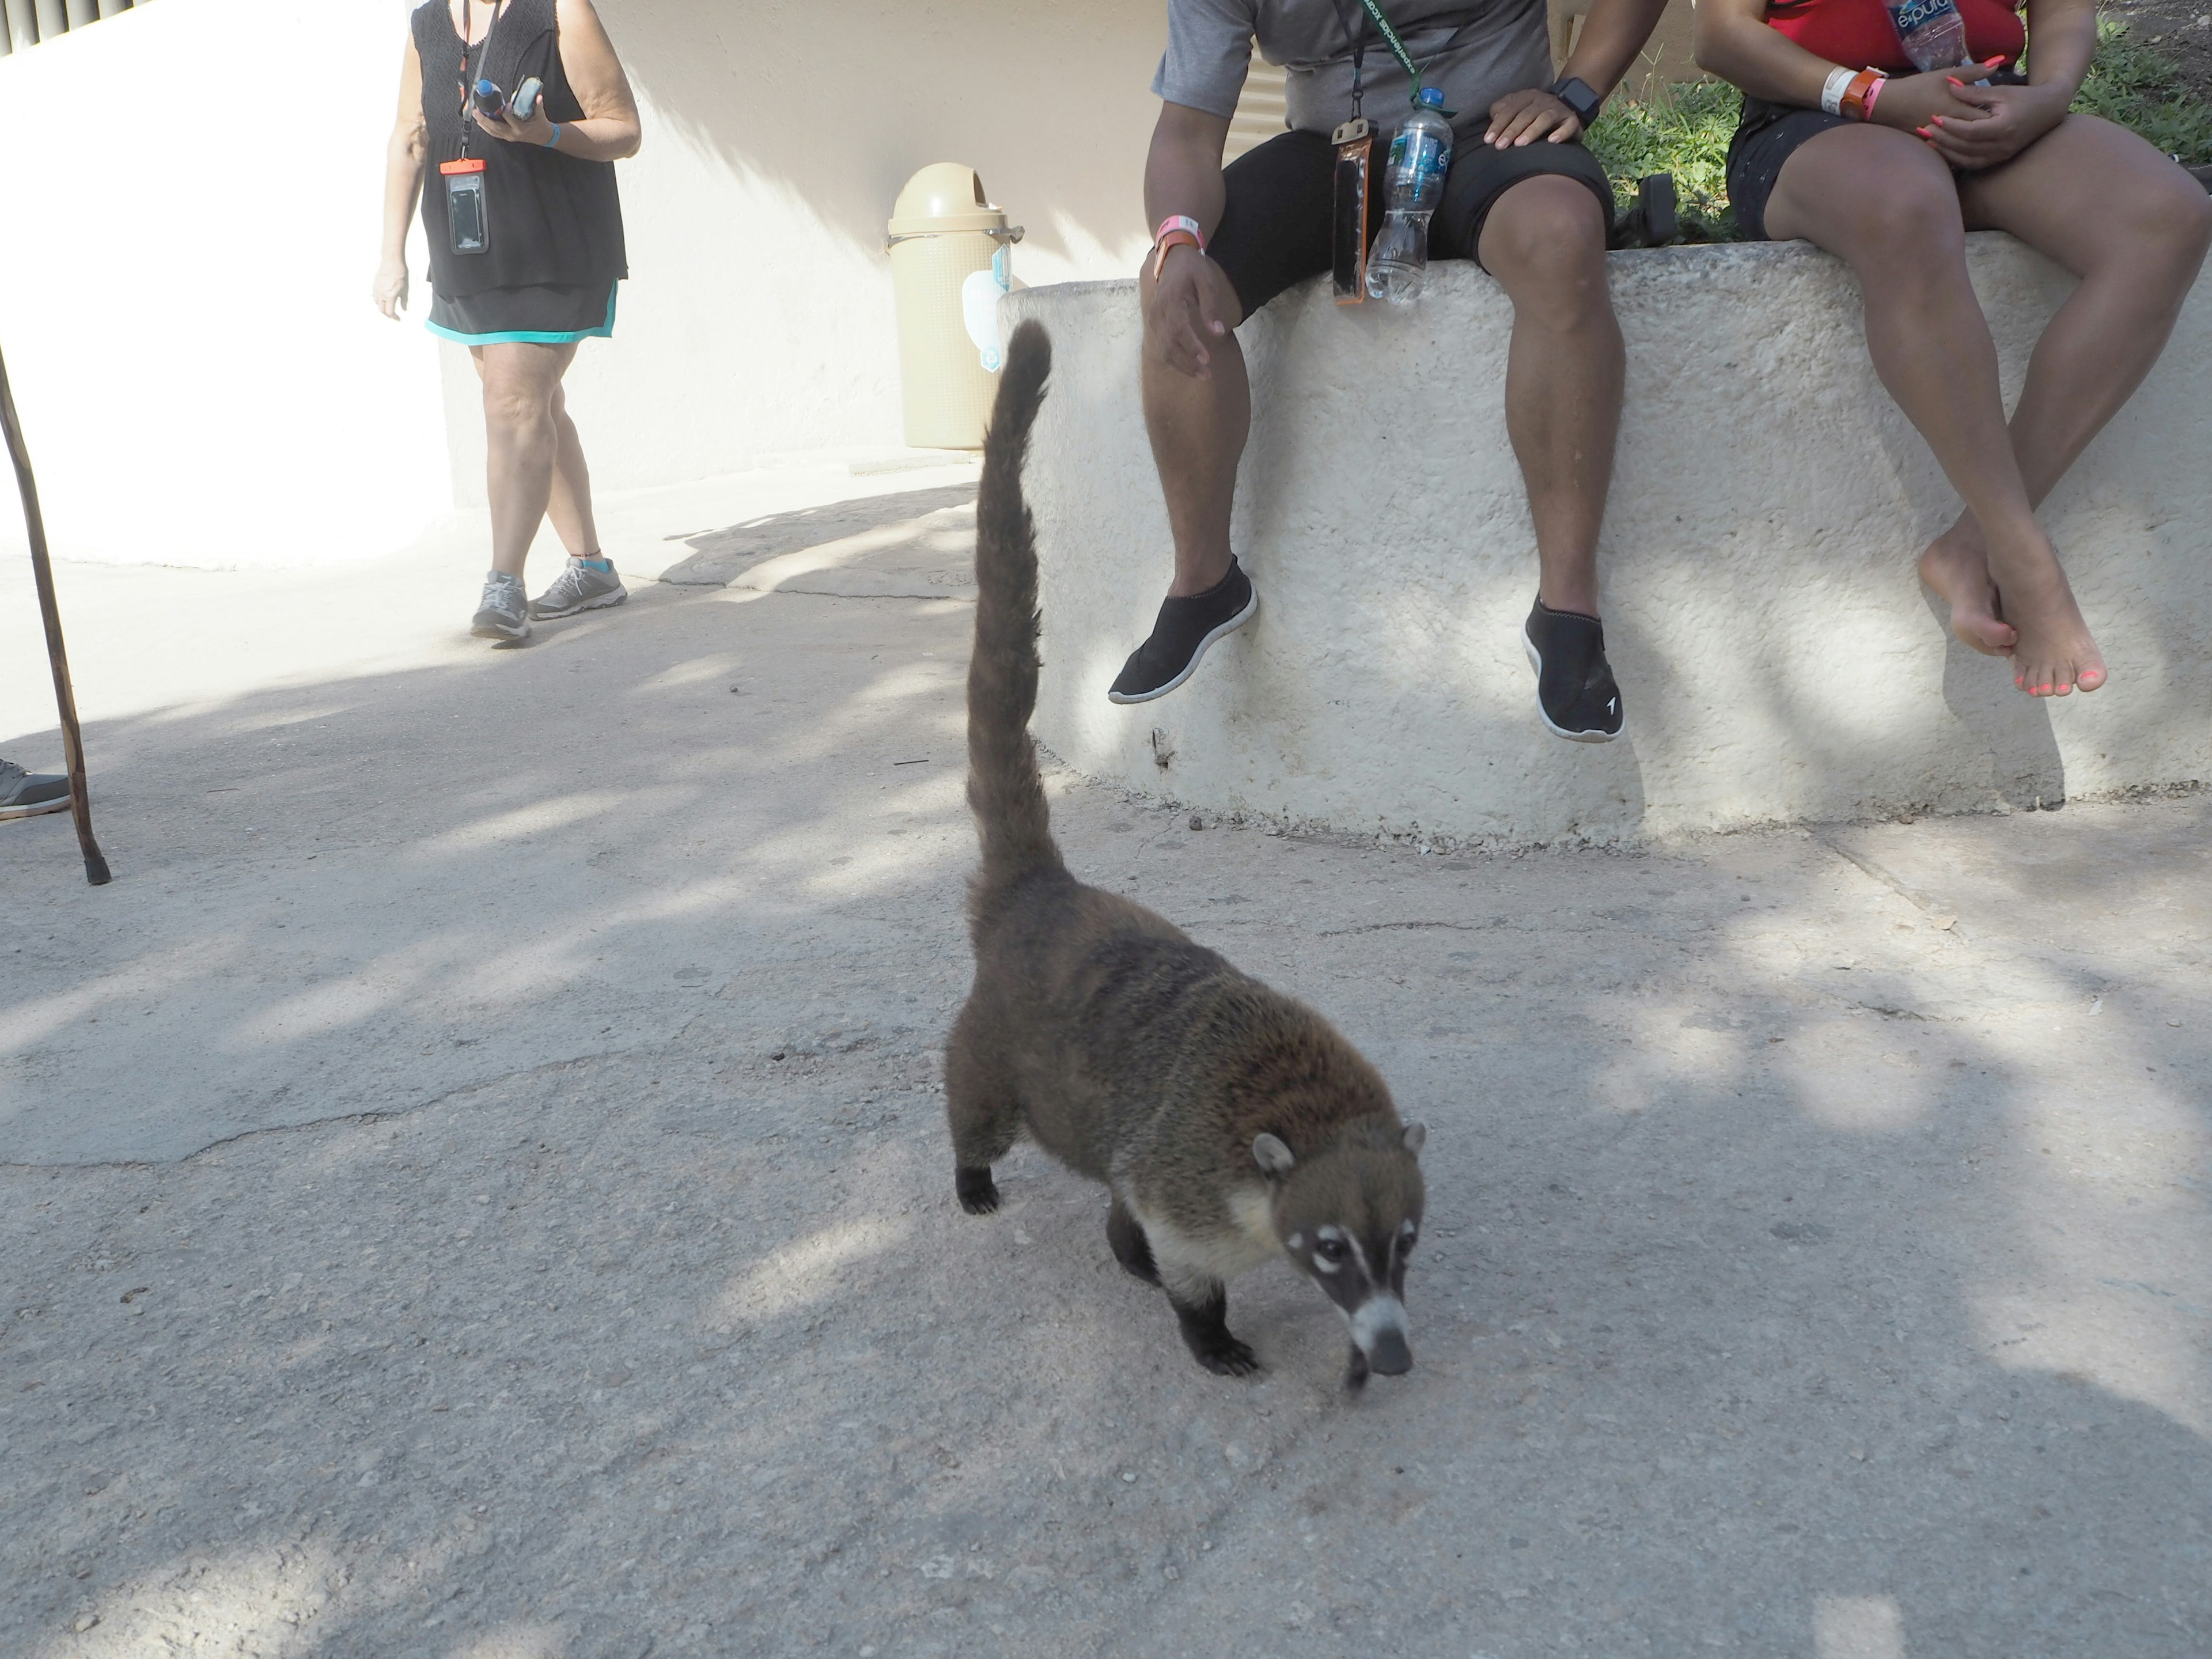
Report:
1331,117,1374,305
441,158,489,255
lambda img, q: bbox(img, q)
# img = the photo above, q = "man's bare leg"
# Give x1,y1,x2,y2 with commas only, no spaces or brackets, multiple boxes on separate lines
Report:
1767,124,2103,696
1477,175,1623,619
1918,116,2212,656
1140,254,1249,596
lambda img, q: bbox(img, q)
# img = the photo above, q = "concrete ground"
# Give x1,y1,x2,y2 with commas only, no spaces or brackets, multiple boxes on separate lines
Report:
2,475,2207,1659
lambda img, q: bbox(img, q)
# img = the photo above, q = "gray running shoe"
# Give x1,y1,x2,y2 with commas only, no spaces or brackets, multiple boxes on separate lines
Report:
471,571,531,642
529,556,628,620
0,758,71,821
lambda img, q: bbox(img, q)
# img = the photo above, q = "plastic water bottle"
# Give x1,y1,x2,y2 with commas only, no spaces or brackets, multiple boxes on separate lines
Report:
1885,0,1971,71
1368,88,1455,304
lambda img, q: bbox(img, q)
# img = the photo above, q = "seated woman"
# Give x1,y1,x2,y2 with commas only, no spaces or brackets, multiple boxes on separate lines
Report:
1696,0,2211,697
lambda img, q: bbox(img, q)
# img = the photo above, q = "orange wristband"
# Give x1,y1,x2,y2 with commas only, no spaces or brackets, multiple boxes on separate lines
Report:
1150,228,1202,280
1840,69,1883,121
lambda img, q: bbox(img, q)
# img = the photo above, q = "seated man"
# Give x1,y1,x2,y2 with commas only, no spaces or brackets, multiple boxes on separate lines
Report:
1115,0,1669,743
1698,0,2210,698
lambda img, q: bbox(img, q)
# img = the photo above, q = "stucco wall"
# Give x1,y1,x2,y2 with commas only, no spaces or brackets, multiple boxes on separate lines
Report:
1,0,1164,565
1007,240,2212,843
0,1,453,568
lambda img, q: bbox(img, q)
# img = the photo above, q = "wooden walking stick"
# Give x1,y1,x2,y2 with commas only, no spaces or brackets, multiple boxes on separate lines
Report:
0,343,112,886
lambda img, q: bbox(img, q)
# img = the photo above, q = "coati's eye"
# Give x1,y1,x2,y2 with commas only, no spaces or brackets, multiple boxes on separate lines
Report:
1314,1237,1350,1264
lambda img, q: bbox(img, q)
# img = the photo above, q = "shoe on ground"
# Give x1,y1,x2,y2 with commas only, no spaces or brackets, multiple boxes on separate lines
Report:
1107,558,1260,704
1523,596,1624,743
529,556,628,621
471,571,532,643
0,758,71,821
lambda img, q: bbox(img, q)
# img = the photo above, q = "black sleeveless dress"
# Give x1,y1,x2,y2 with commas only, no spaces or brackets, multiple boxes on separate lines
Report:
412,0,628,342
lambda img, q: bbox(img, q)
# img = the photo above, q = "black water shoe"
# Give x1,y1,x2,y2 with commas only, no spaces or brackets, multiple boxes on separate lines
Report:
1107,558,1260,704
1523,596,1624,743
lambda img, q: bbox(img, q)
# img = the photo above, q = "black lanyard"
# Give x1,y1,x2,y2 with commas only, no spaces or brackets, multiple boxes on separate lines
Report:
1330,0,1372,119
1327,1,1474,119
455,0,506,160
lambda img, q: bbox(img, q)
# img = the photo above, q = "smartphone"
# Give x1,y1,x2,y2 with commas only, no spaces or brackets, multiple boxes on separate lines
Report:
510,77,544,120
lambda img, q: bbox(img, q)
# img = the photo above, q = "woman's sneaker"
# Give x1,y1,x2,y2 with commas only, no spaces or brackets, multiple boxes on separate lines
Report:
471,571,531,643
529,556,628,620
0,759,70,821
1522,596,1624,743
1107,558,1260,704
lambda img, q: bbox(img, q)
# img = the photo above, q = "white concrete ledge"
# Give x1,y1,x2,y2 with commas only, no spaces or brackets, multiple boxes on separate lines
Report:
1006,238,2211,844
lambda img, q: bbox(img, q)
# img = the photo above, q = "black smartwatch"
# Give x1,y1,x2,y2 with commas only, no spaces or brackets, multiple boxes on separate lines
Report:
1550,75,1604,125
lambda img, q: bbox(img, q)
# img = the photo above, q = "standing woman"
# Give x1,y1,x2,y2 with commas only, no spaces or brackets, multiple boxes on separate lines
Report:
374,0,642,644
1697,0,2211,698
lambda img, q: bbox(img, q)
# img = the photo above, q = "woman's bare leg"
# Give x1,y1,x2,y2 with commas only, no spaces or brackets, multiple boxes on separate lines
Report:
1920,116,2212,652
544,383,603,558
469,341,581,578
1766,124,2104,696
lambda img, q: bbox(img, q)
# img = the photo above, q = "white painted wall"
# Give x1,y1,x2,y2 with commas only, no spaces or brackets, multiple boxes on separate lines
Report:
444,0,1163,503
0,1,452,568
1009,240,2212,844
2,0,1165,564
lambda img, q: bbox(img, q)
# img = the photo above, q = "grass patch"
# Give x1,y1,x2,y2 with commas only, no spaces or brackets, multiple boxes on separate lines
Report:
1585,21,2212,240
2074,17,2212,164
1585,78,1744,240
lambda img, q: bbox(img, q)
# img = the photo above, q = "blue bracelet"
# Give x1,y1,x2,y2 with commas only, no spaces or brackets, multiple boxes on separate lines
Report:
542,122,560,148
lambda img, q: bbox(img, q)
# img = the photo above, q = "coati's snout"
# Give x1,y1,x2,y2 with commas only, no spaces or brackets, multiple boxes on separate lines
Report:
1255,1120,1426,1380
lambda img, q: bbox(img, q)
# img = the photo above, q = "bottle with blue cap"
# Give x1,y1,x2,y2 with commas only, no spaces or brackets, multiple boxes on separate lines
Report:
1368,86,1455,304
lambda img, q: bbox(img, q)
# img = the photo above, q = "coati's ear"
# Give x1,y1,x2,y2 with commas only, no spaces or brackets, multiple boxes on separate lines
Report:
1401,1122,1427,1156
1252,1133,1296,1177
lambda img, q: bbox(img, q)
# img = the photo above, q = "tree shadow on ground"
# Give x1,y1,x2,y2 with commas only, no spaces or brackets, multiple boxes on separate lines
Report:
0,578,2206,1657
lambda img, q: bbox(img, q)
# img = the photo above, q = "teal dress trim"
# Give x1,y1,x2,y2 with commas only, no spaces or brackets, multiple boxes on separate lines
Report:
426,281,618,346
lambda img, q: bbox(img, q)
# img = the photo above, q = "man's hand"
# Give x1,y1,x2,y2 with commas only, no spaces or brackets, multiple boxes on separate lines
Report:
474,101,558,147
1915,78,2069,171
373,256,410,320
1484,88,1582,148
1146,243,1230,381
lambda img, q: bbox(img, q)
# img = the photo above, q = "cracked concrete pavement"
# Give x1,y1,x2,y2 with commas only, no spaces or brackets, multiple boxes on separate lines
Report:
2,476,2209,1658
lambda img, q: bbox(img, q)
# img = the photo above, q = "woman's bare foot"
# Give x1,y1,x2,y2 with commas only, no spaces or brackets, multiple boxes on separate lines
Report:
1987,530,2108,698
1918,517,2016,656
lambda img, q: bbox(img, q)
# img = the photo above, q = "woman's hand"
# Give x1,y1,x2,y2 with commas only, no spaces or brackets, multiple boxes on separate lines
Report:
1484,88,1582,148
1916,79,2070,171
373,256,410,320
1146,244,1230,380
473,101,558,147
1866,67,1989,134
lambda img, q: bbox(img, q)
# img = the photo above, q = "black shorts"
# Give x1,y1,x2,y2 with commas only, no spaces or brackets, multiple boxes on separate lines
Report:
1724,97,1851,242
1210,127,1616,319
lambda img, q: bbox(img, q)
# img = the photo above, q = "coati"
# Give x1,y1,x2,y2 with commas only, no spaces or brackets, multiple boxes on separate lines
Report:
945,320,1427,1385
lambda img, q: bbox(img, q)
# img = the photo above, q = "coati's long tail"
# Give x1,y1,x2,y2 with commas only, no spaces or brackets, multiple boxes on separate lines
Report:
966,320,1063,892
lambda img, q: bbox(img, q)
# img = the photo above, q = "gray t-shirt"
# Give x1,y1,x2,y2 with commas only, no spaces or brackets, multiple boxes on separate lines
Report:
1152,0,1555,141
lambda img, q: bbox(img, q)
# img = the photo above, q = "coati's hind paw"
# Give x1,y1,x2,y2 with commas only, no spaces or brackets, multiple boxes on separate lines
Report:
1344,1343,1371,1391
1189,1331,1262,1378
954,1166,1001,1214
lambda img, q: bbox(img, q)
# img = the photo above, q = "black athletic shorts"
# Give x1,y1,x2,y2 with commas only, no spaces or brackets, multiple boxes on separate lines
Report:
1210,126,1616,320
1725,97,1851,242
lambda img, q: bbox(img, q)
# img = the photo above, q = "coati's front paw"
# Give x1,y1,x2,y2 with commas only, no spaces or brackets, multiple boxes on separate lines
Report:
1344,1343,1370,1390
954,1166,1000,1214
1186,1330,1261,1378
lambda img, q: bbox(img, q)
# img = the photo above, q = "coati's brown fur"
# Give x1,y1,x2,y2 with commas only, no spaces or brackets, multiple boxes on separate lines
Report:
946,320,1427,1382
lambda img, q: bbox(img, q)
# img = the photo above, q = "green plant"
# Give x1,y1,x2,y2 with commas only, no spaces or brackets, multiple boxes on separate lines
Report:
2073,18,2212,165
1585,79,1747,241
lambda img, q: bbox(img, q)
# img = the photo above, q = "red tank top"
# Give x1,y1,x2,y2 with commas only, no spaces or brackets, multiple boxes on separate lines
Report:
1763,0,2024,74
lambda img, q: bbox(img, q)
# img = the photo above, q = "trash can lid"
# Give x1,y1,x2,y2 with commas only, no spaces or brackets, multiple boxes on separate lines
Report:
888,163,1009,237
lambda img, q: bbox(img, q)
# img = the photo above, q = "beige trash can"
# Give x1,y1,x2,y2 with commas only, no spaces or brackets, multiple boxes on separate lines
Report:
888,164,1023,450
